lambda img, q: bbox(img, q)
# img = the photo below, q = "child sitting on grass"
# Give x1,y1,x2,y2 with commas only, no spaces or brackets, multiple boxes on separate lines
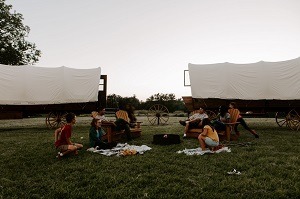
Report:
55,112,83,159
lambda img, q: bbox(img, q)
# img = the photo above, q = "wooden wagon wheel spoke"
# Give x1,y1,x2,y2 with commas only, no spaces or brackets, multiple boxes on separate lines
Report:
45,111,67,129
147,104,169,125
275,112,287,127
286,109,300,131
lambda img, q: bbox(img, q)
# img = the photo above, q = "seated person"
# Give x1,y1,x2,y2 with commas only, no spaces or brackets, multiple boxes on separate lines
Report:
124,103,137,128
179,107,208,138
91,107,108,121
229,102,259,138
198,118,219,151
55,113,83,159
89,118,116,149
91,107,132,141
213,105,230,131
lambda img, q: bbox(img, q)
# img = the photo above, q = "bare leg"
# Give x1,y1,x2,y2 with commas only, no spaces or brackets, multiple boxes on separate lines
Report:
60,145,78,156
184,122,190,134
239,118,259,138
198,134,206,150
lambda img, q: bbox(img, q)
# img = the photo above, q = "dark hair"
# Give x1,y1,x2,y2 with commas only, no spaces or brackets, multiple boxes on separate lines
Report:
98,106,105,112
201,118,215,131
229,102,237,109
91,118,100,128
65,112,76,123
219,105,228,117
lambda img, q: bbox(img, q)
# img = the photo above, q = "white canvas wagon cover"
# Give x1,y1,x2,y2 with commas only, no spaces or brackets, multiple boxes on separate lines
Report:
0,64,101,105
188,57,300,100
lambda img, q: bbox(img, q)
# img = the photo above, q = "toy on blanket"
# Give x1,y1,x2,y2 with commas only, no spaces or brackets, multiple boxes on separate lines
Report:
120,149,137,156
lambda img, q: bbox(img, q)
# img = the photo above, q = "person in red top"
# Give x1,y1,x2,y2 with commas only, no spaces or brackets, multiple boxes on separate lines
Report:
55,112,83,158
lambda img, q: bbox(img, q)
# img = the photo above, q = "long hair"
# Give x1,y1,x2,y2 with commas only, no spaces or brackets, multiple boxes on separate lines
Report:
201,118,215,132
91,118,100,128
219,105,228,117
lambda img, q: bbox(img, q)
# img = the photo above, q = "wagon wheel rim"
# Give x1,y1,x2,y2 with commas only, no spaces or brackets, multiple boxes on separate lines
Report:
286,109,300,131
45,112,67,129
147,104,169,125
275,112,287,127
205,110,217,120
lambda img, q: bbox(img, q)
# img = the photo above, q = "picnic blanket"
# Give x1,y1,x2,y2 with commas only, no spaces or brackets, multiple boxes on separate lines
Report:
177,147,231,156
87,143,152,156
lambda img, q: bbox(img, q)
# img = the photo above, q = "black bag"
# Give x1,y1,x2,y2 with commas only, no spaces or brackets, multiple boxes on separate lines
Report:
152,134,181,145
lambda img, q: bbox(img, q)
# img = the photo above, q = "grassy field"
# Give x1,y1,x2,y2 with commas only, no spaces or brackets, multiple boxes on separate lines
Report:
0,116,299,199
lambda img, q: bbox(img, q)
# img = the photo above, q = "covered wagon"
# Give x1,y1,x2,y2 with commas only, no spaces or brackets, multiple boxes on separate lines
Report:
0,64,107,128
183,57,300,130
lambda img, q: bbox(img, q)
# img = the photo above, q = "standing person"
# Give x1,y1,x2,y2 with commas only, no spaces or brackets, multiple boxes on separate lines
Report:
89,118,117,149
198,118,219,151
229,102,259,138
179,107,208,138
55,112,83,159
213,105,231,132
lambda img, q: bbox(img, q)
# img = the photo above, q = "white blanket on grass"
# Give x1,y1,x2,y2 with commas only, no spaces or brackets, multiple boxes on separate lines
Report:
87,143,152,156
177,147,231,156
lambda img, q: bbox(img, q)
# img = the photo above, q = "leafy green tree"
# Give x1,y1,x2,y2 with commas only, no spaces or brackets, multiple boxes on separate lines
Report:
0,0,41,65
107,94,141,110
143,93,185,112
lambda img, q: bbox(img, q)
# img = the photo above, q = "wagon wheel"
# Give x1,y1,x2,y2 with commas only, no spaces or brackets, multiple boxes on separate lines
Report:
147,104,169,125
206,110,217,120
286,109,300,131
275,112,288,127
45,111,67,129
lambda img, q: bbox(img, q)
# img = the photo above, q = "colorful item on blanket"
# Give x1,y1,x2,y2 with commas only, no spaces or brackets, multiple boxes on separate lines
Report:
87,143,151,156
177,147,231,155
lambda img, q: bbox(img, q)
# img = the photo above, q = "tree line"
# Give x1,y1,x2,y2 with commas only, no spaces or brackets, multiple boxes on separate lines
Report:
107,93,187,112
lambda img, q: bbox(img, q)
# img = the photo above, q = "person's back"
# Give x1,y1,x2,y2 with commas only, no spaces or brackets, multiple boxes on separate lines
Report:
55,124,71,148
204,125,219,142
198,118,220,151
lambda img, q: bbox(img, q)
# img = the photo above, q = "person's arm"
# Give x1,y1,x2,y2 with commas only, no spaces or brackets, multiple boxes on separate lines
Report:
200,126,208,136
66,138,72,145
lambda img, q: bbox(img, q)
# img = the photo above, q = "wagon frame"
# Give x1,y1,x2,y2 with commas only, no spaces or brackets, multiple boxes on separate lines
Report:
0,75,109,129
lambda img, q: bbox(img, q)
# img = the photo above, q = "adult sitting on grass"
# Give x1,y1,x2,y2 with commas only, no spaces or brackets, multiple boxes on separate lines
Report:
198,118,220,151
179,107,208,138
89,118,117,149
55,112,83,159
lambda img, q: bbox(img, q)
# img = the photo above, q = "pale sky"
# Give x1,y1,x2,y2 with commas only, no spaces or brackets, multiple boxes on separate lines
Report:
6,0,300,101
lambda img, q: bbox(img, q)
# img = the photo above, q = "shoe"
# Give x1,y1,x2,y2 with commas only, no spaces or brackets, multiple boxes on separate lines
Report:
183,134,187,138
56,152,63,159
252,130,259,138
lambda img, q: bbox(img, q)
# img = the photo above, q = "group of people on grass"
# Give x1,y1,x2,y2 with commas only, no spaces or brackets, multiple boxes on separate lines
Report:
179,102,259,151
55,106,136,159
54,102,259,159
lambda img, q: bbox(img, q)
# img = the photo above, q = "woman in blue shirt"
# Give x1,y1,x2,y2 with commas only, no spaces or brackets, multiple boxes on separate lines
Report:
89,118,116,149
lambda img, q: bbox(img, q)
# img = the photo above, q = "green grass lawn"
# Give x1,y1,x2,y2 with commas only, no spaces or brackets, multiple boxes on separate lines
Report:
0,117,299,199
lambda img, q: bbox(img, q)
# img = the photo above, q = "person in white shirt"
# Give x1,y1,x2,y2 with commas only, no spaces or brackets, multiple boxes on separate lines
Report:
179,107,208,138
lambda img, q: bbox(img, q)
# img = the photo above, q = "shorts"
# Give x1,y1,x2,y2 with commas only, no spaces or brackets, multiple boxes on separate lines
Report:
57,145,69,152
204,137,219,147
